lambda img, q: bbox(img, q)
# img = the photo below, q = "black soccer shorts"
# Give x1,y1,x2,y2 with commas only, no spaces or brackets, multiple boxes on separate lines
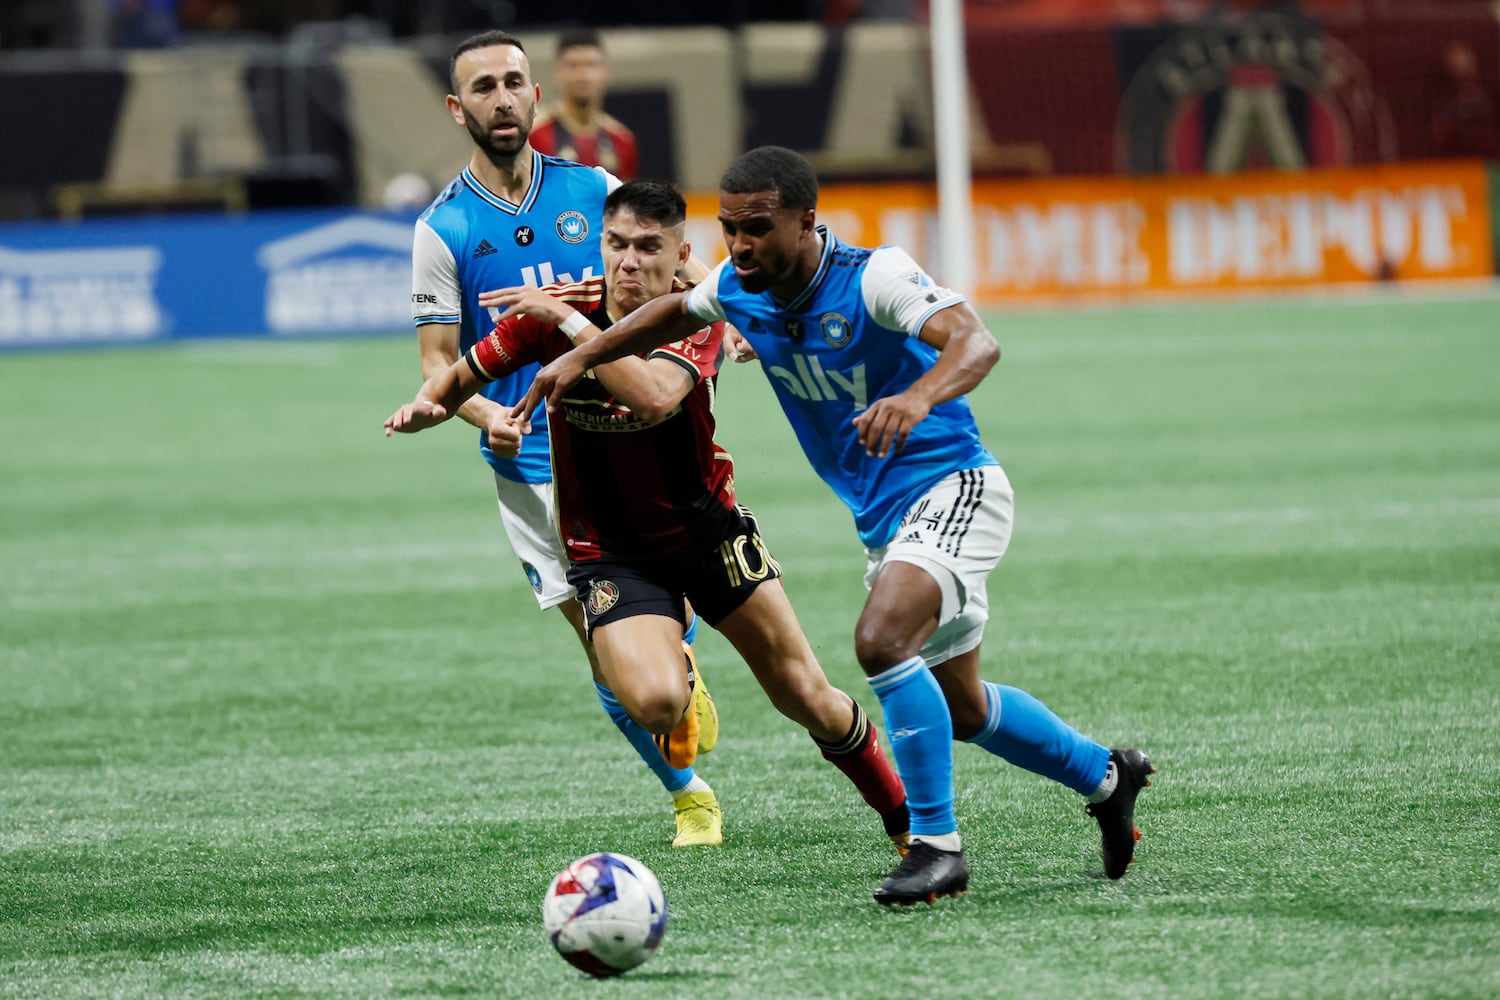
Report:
567,505,784,639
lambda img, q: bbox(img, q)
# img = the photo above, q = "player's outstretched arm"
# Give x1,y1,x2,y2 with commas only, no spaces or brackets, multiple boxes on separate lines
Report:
384,359,485,437
852,303,1000,458
477,285,692,423
418,323,510,430
511,292,703,426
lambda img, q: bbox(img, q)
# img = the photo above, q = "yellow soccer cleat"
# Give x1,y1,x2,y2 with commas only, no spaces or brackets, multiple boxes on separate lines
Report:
683,641,719,755
672,790,724,847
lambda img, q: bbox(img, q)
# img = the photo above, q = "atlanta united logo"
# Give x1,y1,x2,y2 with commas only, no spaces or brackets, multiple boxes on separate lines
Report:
555,210,589,244
588,579,619,616
1116,11,1393,173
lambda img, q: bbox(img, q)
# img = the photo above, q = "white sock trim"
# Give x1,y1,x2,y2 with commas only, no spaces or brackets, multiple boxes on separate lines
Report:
867,656,927,694
1086,760,1118,804
671,775,711,801
909,832,962,852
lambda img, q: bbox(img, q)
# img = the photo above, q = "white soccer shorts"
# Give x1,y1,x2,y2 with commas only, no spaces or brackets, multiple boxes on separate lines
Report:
492,473,573,610
862,464,1015,666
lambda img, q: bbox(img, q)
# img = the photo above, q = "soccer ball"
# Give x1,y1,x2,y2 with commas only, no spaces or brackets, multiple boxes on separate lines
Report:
542,853,667,977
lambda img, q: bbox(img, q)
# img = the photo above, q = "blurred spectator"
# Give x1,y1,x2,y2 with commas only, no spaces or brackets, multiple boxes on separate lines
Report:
179,0,243,33
111,0,179,48
823,0,914,26
530,30,640,180
382,172,434,214
1431,41,1499,160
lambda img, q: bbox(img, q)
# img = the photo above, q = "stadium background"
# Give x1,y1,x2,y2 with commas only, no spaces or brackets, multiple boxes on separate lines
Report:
3,3,1499,998
2,0,1499,343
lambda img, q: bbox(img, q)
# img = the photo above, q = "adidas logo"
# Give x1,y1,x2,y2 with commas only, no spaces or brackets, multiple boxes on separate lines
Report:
900,531,923,544
473,239,497,258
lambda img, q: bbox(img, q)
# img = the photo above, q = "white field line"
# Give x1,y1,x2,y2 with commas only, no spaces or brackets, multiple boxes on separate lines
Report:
5,498,1498,585
1018,497,1500,536
3,540,508,586
998,320,1500,361
985,276,1500,317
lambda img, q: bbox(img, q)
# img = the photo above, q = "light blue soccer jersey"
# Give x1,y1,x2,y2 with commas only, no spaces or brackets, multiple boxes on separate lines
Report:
412,151,619,482
685,228,997,548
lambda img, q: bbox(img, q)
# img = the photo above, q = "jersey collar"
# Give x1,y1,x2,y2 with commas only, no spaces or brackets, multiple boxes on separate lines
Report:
775,226,835,312
461,150,544,215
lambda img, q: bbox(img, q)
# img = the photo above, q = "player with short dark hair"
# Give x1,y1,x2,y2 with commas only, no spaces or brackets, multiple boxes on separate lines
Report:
412,32,722,847
389,179,911,856
530,29,639,179
515,146,1156,905
448,29,527,93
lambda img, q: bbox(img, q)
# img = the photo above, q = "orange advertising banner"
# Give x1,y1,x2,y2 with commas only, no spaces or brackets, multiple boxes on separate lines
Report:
684,161,1494,303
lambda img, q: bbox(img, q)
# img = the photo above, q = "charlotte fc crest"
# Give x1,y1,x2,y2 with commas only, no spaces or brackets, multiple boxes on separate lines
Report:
555,210,589,244
819,312,852,347
1116,11,1394,173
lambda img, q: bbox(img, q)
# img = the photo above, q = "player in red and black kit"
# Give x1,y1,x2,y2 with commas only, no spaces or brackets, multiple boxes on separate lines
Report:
385,179,911,855
475,275,738,569
530,30,639,179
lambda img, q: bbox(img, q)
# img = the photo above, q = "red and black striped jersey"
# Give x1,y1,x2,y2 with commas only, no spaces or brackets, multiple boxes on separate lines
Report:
466,276,737,561
530,111,639,180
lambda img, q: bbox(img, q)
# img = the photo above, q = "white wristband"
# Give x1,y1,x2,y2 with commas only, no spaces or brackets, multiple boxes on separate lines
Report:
559,310,590,341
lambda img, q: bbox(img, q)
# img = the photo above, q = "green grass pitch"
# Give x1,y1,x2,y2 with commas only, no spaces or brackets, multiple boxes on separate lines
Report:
3,292,1498,998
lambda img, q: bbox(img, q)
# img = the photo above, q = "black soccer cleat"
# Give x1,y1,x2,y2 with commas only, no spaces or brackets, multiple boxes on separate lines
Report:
873,841,970,906
1086,747,1156,879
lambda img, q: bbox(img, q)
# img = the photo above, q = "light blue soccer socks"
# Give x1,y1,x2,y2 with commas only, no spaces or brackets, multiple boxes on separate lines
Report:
594,681,695,795
964,682,1110,796
868,657,957,837
682,608,699,646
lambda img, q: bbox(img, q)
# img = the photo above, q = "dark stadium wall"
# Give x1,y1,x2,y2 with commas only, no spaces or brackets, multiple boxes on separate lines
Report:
0,13,1497,220
0,66,129,203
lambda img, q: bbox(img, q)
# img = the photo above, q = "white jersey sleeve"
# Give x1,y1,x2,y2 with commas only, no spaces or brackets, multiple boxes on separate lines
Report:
684,259,730,324
595,165,623,194
411,219,460,326
861,246,965,336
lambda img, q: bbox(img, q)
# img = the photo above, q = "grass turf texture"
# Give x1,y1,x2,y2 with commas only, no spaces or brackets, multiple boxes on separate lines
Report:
3,293,1498,998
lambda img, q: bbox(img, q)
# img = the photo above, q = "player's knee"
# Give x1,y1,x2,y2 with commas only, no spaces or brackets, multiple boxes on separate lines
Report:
627,690,690,734
853,622,919,676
